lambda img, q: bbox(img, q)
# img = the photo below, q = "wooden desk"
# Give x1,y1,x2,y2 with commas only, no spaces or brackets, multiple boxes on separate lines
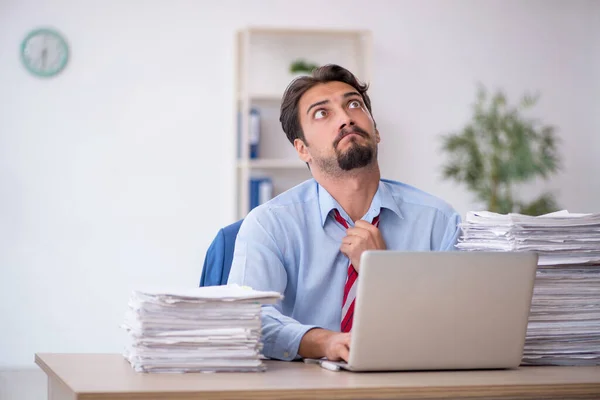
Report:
35,353,600,400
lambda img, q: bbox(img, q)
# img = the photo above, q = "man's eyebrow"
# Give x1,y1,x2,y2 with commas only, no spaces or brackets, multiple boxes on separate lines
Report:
306,99,329,115
343,91,361,98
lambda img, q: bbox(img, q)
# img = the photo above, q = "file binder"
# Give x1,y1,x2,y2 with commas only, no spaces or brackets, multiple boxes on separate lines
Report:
236,107,261,159
249,177,273,211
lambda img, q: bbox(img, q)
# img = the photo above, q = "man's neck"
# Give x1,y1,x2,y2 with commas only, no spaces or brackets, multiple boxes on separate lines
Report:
316,164,381,222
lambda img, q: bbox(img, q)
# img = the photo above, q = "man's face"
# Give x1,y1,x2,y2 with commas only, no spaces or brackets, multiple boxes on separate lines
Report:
295,81,379,174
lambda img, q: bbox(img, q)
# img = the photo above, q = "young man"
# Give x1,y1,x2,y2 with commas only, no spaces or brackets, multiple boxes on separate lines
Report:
227,64,461,362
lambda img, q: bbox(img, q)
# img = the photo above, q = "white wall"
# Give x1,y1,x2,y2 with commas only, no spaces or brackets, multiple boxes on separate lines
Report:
0,0,598,397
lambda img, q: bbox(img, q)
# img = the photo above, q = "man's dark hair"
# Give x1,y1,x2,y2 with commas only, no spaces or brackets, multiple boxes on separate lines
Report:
279,64,374,145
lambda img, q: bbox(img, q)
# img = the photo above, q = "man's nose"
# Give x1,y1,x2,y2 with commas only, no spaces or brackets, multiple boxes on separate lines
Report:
338,109,355,131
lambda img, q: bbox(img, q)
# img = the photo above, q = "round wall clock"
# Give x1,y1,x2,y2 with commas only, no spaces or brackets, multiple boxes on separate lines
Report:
20,28,69,78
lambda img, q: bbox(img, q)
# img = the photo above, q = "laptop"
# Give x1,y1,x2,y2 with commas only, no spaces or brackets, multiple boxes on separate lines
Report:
315,250,538,372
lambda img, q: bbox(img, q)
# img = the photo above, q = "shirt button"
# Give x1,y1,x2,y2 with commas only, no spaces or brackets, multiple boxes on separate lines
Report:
283,352,289,358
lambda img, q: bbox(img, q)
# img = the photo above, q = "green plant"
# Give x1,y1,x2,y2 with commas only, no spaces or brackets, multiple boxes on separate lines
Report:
440,84,562,216
289,59,319,74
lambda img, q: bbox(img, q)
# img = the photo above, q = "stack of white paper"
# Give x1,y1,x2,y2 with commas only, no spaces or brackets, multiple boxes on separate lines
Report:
457,210,600,366
523,267,600,365
122,284,282,373
457,210,600,266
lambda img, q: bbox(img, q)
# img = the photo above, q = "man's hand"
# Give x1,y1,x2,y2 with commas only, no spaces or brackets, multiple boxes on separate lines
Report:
299,329,351,362
340,220,386,272
322,332,351,362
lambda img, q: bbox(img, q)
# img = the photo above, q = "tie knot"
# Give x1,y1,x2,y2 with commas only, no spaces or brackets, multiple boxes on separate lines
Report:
333,209,380,229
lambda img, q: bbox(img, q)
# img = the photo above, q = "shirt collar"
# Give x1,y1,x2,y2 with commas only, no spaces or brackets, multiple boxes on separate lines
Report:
317,180,404,227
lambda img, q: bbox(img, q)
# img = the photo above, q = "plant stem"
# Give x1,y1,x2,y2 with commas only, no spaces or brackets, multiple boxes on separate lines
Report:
489,156,499,212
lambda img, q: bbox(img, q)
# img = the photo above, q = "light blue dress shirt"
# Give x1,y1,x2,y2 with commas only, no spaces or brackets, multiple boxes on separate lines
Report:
227,178,462,361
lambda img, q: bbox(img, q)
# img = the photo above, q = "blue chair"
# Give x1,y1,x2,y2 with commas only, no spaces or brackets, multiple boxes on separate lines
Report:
200,219,244,287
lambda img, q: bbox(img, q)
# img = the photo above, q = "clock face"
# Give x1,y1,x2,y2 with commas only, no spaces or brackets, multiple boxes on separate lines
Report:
21,28,69,77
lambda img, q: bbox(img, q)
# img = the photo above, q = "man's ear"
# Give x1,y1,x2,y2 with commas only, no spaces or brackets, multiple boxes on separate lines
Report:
294,138,311,163
375,128,381,144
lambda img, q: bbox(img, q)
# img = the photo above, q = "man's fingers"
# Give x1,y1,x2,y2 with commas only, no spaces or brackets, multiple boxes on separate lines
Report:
325,333,351,362
340,239,360,258
342,333,351,345
338,345,350,362
355,220,380,233
340,240,353,252
347,223,381,243
341,236,355,245
340,244,353,261
348,222,386,250
345,226,371,240
354,219,374,228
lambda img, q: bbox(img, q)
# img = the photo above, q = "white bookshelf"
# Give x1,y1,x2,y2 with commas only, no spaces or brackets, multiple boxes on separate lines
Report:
234,27,372,219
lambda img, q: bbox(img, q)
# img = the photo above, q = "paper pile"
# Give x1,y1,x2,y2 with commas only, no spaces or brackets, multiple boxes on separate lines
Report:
457,210,600,266
122,284,282,373
457,210,600,366
525,266,600,365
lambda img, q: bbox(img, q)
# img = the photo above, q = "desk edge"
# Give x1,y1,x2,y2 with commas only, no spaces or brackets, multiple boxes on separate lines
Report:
35,353,77,395
72,383,600,400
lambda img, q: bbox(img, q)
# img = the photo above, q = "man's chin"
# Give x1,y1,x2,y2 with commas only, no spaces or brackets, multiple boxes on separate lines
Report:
337,150,375,171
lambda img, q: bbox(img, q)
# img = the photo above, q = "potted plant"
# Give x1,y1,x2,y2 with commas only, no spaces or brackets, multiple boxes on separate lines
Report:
440,84,562,216
289,59,319,79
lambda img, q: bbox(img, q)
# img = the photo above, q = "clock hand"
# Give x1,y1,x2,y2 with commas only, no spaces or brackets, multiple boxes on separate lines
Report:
41,48,48,69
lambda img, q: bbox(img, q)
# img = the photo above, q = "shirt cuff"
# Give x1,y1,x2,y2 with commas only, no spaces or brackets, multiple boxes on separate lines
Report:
267,323,319,361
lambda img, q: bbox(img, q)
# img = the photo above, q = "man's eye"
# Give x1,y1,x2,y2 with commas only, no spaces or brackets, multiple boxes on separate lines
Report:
349,100,361,108
314,110,327,119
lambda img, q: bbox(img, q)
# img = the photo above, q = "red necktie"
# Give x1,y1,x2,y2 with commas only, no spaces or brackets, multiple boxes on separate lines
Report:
333,209,380,333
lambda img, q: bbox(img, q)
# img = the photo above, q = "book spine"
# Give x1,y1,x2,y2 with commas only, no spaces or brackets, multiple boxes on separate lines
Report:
249,177,273,210
249,108,260,159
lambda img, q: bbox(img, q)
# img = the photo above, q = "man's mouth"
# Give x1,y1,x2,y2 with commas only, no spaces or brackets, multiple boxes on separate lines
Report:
335,130,365,147
343,132,361,139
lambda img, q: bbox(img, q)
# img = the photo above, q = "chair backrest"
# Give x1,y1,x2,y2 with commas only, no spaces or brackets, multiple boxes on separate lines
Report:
199,219,244,287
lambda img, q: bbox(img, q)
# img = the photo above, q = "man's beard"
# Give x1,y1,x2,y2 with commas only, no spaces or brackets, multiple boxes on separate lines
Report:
333,126,376,171
336,137,375,170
